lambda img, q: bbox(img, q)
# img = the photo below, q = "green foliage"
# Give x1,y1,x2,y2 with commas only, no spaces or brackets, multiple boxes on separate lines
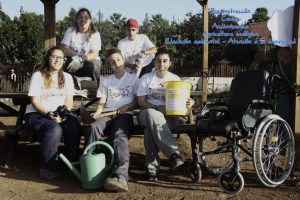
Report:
0,10,15,64
0,11,43,67
248,7,270,23
293,84,300,96
0,7,264,76
56,8,76,43
14,12,44,66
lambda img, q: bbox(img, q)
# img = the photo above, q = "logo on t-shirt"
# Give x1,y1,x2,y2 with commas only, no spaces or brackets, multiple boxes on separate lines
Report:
108,86,133,99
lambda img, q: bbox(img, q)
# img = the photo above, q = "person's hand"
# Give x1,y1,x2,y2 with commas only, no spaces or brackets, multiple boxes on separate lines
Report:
47,111,63,123
186,98,195,110
91,111,102,118
67,56,83,73
131,63,140,73
139,51,146,59
117,105,129,115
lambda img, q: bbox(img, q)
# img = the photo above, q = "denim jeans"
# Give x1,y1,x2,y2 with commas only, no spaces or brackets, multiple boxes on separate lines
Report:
84,113,134,180
24,112,81,171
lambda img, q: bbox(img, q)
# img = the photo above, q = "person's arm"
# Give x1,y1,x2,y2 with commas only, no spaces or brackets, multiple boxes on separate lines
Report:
138,96,165,114
31,96,63,123
30,96,49,116
117,97,139,114
139,47,157,58
91,97,106,117
64,95,73,111
61,44,77,58
81,50,98,61
138,95,157,109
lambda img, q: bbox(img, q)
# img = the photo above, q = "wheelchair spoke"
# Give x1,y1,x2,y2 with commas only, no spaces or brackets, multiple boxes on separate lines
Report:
253,116,295,187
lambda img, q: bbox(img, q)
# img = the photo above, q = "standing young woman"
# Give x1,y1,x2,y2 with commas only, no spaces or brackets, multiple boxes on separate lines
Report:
24,46,80,180
61,8,102,86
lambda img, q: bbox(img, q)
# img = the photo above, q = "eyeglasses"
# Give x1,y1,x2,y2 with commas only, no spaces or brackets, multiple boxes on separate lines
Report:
50,55,64,60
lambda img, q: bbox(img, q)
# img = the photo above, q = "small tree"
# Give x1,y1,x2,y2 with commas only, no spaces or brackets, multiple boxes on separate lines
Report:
248,7,270,23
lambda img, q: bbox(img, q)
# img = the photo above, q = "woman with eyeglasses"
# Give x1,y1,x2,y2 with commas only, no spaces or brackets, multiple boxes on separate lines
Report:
61,8,102,89
24,46,81,180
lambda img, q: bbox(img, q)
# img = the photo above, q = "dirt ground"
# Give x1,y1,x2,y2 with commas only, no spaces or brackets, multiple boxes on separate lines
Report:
1,116,300,200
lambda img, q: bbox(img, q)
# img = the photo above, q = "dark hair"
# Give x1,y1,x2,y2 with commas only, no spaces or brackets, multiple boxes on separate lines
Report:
155,47,174,63
75,8,96,39
105,48,122,59
104,48,124,67
41,46,65,89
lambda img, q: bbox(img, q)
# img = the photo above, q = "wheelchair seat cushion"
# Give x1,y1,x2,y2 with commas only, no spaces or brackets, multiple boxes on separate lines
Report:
196,118,239,136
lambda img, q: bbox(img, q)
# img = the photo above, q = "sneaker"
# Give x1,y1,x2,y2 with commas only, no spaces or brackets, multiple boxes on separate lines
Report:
39,168,61,180
146,172,158,182
169,153,184,169
104,174,128,192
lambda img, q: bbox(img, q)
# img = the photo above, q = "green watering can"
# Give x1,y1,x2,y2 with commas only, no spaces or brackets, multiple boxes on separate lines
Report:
59,141,114,190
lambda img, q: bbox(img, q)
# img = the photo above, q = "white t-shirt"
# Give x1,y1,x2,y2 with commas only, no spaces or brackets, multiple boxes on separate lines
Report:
61,27,101,60
97,71,139,112
137,71,181,106
117,34,155,76
26,71,75,113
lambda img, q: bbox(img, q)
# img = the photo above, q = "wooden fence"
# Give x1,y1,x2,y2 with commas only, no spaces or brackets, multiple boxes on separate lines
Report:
100,63,245,78
0,74,30,93
0,64,245,93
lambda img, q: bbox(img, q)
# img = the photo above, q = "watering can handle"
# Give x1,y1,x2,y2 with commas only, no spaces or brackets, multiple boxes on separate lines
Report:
83,141,114,169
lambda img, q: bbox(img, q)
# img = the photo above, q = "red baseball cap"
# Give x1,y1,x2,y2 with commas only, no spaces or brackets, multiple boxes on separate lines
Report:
126,19,138,28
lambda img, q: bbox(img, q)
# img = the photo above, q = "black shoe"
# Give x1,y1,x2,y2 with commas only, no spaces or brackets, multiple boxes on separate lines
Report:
146,172,158,182
39,168,61,180
169,153,184,169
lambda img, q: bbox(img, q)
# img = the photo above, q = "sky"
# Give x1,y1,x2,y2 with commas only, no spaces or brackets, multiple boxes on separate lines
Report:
0,0,296,24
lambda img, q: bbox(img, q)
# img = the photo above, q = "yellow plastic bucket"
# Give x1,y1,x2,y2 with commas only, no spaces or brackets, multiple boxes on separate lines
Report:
164,81,191,116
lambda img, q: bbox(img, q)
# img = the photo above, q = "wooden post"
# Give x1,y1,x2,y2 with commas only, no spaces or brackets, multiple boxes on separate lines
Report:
293,0,300,167
202,2,209,103
196,0,209,103
40,0,59,50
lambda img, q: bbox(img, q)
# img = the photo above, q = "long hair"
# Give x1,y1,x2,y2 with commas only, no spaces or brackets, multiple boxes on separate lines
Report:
74,8,96,40
40,46,65,89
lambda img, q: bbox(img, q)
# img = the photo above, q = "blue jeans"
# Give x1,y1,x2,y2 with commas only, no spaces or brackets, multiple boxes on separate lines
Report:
84,113,134,180
24,112,81,171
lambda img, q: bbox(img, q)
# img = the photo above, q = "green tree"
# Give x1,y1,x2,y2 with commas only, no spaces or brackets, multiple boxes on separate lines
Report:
14,12,44,66
248,7,270,23
0,10,15,64
56,8,76,43
150,14,170,46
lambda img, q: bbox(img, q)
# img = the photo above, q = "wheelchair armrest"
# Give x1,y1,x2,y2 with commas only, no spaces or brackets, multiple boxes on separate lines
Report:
242,99,273,129
204,101,228,107
197,101,228,120
249,99,273,110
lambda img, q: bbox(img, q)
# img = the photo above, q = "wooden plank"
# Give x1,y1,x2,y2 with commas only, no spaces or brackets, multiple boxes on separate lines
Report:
293,0,300,167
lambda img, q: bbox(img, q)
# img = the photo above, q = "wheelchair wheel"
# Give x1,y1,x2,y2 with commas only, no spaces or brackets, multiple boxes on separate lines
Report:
218,170,244,194
187,160,202,182
199,136,234,175
253,114,295,187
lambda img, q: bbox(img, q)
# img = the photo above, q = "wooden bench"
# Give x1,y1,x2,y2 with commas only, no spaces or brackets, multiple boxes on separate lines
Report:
79,90,202,137
0,80,202,166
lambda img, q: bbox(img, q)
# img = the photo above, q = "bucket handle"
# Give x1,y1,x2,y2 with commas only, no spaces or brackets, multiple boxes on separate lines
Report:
83,141,114,169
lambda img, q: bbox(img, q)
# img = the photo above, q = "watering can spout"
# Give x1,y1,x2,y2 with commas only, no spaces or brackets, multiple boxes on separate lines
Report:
59,153,81,181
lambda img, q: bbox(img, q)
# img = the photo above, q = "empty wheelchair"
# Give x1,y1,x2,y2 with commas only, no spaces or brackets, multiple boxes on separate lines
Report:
188,69,295,194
